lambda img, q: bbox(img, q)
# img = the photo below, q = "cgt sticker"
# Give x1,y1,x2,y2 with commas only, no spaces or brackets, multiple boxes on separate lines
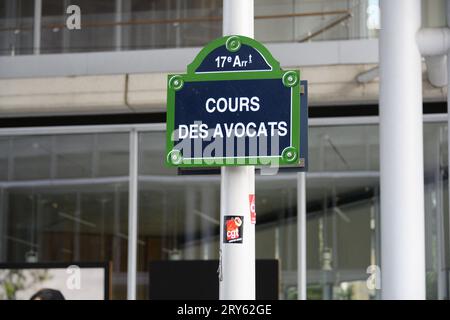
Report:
224,216,244,244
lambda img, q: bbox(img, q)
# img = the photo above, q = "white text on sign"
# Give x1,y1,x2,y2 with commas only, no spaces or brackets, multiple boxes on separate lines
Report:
215,54,253,68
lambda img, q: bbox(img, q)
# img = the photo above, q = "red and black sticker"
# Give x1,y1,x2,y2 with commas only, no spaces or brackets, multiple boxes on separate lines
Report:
223,216,244,244
249,194,256,224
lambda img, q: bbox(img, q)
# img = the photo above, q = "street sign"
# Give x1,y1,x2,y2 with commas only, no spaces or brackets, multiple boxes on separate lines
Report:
166,35,305,167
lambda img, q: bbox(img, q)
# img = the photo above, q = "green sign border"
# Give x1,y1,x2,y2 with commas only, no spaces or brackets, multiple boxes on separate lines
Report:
166,35,301,167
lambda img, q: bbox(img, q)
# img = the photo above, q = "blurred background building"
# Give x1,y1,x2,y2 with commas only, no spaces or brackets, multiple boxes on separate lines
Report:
0,0,448,300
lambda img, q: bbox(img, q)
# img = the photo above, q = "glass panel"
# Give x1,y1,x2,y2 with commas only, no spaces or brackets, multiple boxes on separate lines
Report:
423,122,449,299
297,124,379,300
139,131,222,298
0,132,129,300
0,0,34,56
255,0,378,43
308,125,379,172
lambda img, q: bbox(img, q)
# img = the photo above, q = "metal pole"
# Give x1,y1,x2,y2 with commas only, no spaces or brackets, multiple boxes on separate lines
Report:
219,0,255,301
446,0,450,300
435,129,446,299
115,0,123,51
445,0,450,301
127,129,138,300
201,186,215,260
0,188,6,262
379,0,425,299
74,192,81,261
0,188,5,261
297,172,306,300
184,188,196,259
374,187,382,300
62,0,71,53
33,0,42,55
113,185,122,274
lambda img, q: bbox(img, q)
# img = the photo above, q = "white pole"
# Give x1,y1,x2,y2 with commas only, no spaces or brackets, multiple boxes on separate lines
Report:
223,0,254,37
127,129,138,300
220,0,255,300
297,172,306,300
33,0,42,55
379,0,425,299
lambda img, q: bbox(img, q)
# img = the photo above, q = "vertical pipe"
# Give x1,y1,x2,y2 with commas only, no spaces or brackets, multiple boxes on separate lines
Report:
286,189,294,271
91,134,99,177
74,192,81,261
446,0,450,300
122,0,131,50
435,130,446,299
184,188,196,259
50,136,57,179
359,0,368,39
374,188,382,300
151,2,156,49
0,188,6,261
113,185,122,274
30,194,36,255
369,200,376,291
0,188,3,261
115,0,123,51
379,0,425,299
7,139,14,181
297,172,306,300
201,186,214,260
447,0,450,30
274,225,280,260
62,0,71,53
331,185,338,274
33,0,41,55
175,0,181,47
100,199,107,261
220,0,255,300
127,129,138,300
36,194,44,261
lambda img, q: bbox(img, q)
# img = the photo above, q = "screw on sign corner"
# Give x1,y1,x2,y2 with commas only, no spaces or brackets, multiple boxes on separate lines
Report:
169,75,184,91
226,36,242,52
167,149,183,165
282,146,298,163
282,71,299,87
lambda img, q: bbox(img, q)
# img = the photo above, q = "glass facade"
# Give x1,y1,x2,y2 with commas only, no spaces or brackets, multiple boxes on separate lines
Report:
0,0,382,55
1,119,448,299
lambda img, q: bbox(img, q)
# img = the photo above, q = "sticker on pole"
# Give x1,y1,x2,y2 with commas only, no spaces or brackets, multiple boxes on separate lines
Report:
165,35,305,167
249,194,256,224
224,216,244,244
